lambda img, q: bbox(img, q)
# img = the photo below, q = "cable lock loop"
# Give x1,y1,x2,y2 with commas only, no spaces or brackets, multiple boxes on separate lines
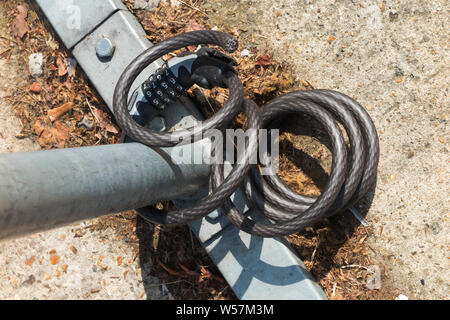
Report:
113,30,380,237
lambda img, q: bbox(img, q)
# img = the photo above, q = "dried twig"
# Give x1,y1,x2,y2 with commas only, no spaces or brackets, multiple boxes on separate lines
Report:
311,234,320,264
85,97,101,124
340,264,368,270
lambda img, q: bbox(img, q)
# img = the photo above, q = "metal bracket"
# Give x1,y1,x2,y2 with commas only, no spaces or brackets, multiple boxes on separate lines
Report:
36,0,126,50
72,10,164,112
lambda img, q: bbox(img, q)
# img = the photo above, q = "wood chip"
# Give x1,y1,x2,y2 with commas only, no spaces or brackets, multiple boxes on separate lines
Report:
47,102,74,122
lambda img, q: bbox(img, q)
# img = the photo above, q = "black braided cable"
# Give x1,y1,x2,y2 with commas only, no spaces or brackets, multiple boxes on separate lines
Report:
113,31,242,147
113,30,380,237
213,90,379,237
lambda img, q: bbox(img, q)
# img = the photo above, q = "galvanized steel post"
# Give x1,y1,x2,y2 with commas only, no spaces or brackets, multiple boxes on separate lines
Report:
0,141,210,240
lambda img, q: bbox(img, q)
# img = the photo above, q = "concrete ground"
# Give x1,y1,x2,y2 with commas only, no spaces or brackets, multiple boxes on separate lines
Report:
0,13,168,299
0,0,448,300
204,0,449,299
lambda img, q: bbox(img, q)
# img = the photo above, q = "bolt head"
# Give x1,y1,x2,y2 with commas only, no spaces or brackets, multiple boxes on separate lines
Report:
96,38,115,60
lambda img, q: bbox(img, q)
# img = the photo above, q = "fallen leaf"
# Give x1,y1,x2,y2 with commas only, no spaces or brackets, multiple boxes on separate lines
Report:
74,112,83,122
32,118,69,149
255,55,272,67
185,19,206,33
11,4,29,38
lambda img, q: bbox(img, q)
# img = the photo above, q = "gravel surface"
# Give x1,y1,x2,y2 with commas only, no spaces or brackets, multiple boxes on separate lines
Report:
204,0,449,299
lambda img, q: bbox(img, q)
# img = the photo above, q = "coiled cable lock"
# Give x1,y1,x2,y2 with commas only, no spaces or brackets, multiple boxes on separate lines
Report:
113,30,380,238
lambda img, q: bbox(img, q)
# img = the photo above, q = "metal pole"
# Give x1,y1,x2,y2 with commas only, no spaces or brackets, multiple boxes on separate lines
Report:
0,142,209,240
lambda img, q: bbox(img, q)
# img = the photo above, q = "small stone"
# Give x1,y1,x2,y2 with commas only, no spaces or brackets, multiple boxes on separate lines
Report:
167,0,181,7
69,245,78,254
240,49,251,57
78,116,94,130
28,53,44,78
430,222,441,235
394,67,404,77
389,12,399,22
148,0,160,10
50,254,60,265
65,58,77,77
21,275,36,287
134,0,149,10
135,0,160,11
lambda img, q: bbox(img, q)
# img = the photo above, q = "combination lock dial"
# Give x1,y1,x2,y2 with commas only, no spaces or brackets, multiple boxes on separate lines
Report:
141,47,237,110
141,67,189,110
